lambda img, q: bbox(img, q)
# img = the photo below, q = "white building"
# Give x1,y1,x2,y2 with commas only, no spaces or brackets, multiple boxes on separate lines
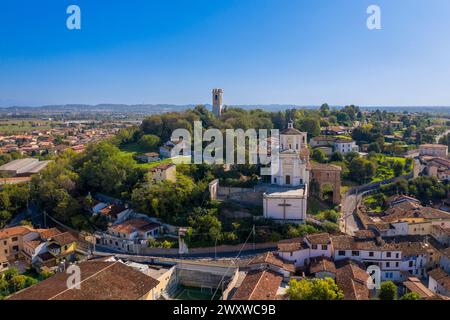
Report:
334,139,359,154
277,232,437,282
263,120,310,223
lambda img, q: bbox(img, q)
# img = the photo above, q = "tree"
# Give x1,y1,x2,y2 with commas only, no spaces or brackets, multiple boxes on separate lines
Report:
392,161,404,177
312,149,326,163
330,151,343,162
400,292,421,300
138,134,160,151
348,158,376,183
298,118,321,138
287,278,344,300
79,142,138,196
368,142,381,153
378,281,397,300
320,103,330,117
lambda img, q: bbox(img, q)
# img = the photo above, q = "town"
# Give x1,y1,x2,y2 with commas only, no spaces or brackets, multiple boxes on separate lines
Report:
0,89,449,301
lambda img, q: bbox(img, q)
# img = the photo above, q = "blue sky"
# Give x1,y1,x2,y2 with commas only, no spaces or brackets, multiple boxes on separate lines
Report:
1,0,450,107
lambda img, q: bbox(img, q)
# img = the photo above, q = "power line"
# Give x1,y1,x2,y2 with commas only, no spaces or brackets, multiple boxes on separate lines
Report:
210,228,254,300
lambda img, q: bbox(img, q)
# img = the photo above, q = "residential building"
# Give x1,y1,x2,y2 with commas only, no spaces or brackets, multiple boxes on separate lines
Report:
95,218,162,253
149,163,177,183
419,144,448,158
334,139,359,154
403,276,435,299
310,136,358,154
335,260,370,300
231,269,283,300
428,268,450,297
6,260,160,300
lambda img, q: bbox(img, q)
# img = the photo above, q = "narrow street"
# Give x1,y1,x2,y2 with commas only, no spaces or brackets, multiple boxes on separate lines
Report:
340,192,360,235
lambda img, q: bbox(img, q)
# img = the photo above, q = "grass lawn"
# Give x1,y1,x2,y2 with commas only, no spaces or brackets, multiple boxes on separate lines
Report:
369,154,409,183
119,142,174,169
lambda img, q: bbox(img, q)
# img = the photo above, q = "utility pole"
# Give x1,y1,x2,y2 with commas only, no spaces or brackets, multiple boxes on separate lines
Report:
252,224,256,251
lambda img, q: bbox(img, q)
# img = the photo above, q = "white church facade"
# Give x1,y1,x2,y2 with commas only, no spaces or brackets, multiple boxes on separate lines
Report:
263,121,310,223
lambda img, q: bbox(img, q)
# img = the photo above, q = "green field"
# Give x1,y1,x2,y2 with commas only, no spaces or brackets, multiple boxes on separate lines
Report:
0,119,61,134
118,142,173,169
173,286,222,300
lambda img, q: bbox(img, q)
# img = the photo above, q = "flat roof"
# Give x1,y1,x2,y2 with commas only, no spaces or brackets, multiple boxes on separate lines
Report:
0,158,38,171
264,186,306,198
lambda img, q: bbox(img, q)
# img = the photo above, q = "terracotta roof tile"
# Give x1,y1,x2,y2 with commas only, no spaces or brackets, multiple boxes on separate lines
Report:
7,261,160,300
232,270,282,300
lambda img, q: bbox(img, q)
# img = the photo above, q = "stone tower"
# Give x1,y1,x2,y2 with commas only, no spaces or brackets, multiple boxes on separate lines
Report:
212,88,223,117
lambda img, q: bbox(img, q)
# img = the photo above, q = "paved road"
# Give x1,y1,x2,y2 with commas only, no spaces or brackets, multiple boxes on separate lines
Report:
340,193,360,235
92,244,275,259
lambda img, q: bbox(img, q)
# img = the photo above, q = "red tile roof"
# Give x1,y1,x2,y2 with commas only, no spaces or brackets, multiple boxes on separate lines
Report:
232,270,282,300
7,261,160,300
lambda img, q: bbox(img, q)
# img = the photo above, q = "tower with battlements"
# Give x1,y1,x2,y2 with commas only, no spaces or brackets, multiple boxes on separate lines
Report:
212,88,223,117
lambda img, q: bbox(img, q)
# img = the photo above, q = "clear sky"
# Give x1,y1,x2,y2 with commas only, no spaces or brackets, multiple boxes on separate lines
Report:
1,0,450,107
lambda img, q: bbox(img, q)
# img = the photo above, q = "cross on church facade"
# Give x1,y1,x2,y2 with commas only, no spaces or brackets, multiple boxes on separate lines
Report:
278,200,291,221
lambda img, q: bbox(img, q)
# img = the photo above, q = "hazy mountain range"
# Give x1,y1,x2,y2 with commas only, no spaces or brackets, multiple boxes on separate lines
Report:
1,104,450,115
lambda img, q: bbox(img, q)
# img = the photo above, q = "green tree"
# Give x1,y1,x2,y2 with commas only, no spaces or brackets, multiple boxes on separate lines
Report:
392,161,404,177
312,149,326,163
348,158,376,183
378,281,397,300
287,278,344,300
368,142,381,153
298,118,321,138
138,134,161,151
400,292,421,300
330,151,343,162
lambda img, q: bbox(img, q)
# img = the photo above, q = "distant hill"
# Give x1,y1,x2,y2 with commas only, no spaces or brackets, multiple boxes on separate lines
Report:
1,103,450,115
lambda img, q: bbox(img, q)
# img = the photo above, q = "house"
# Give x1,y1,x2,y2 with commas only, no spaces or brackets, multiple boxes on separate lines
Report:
439,248,450,273
159,139,188,159
97,204,133,224
428,268,450,297
277,233,333,268
385,194,421,208
231,269,283,300
6,260,160,300
247,252,295,280
96,218,162,253
0,226,35,271
335,260,370,300
430,225,450,246
43,232,78,267
149,163,176,183
321,126,352,136
333,139,359,154
421,157,450,181
136,152,160,163
309,257,336,279
419,144,448,158
277,233,439,282
0,226,77,272
91,200,108,214
310,136,358,154
403,276,435,299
